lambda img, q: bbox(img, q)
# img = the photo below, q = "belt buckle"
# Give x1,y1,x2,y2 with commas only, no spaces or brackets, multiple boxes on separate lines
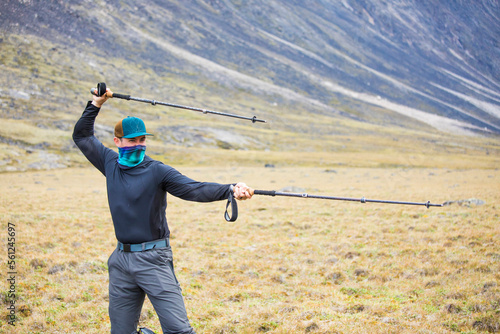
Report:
123,244,132,252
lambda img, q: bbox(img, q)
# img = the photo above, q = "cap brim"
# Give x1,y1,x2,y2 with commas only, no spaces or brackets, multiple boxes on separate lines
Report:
123,132,154,138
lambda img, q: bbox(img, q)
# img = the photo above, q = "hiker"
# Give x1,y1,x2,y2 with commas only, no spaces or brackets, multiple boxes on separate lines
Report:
73,88,253,334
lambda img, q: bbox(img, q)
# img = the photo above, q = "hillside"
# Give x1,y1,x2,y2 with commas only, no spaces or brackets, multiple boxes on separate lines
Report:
0,0,499,171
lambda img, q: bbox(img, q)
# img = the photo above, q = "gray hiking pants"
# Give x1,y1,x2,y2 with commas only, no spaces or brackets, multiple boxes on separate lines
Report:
108,246,195,334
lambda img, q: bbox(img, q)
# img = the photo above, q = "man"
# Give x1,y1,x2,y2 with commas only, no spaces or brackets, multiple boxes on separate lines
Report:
73,88,253,334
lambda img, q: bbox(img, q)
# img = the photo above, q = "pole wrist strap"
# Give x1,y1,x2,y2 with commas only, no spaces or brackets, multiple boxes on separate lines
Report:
225,185,238,222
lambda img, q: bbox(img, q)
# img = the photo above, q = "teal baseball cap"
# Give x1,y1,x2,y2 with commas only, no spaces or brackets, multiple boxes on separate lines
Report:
114,116,153,138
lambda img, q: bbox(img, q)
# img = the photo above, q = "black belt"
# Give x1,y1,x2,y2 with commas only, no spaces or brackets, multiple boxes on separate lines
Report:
117,238,169,252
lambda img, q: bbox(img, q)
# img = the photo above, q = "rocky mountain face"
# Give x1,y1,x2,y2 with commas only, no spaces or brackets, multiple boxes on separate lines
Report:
0,0,499,169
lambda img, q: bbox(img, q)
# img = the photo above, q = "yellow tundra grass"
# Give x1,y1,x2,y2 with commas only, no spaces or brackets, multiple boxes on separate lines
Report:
1,165,499,333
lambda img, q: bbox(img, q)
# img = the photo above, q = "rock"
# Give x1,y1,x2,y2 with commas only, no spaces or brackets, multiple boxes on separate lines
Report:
30,259,46,269
327,272,344,283
305,322,319,332
425,280,440,288
381,317,397,324
48,264,65,274
279,186,306,193
354,268,369,277
444,303,461,313
443,198,485,207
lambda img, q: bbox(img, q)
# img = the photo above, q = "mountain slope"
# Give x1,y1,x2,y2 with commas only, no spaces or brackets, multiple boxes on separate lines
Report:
0,0,499,170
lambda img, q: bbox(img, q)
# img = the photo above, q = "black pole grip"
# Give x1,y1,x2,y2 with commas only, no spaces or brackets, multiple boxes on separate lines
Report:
97,82,106,96
254,190,276,196
90,82,107,96
112,93,131,100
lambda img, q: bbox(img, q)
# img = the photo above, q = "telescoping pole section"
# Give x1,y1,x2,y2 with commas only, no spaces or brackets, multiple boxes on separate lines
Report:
251,190,444,208
91,82,266,123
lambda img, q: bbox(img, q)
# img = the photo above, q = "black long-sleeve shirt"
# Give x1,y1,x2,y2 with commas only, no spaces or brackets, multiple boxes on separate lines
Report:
73,102,232,244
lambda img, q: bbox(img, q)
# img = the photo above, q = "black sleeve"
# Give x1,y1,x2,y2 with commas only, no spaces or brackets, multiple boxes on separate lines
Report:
73,101,115,175
159,164,232,202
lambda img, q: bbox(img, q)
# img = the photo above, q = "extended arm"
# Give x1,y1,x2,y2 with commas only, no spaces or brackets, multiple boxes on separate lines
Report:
72,90,114,175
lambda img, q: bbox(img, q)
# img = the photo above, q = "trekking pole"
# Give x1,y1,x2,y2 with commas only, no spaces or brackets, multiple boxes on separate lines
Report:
90,82,266,123
224,188,443,222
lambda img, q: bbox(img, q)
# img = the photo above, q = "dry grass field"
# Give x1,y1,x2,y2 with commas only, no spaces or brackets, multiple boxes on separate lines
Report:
1,163,499,333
